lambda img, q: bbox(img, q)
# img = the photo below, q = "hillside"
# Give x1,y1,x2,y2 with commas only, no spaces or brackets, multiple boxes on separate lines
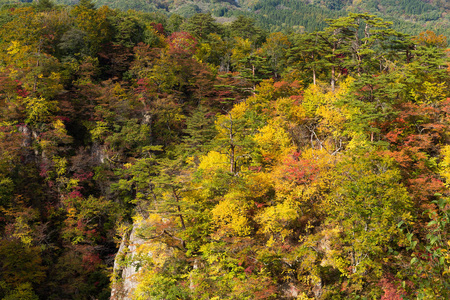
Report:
0,0,449,299
1,0,448,37
27,0,450,38
240,0,450,35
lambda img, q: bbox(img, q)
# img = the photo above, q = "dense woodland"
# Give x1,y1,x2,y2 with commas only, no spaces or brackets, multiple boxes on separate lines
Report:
1,0,449,37
0,0,450,299
9,0,446,40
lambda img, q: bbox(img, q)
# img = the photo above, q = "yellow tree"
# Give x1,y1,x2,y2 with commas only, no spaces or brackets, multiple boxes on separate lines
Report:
70,0,111,56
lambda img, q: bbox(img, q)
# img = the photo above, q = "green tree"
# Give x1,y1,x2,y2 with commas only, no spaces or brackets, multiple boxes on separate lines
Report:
325,152,412,292
0,240,46,298
70,0,111,56
229,15,266,47
180,13,222,41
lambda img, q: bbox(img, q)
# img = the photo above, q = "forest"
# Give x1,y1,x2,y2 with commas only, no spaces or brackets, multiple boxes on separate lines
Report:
1,0,449,38
0,0,449,299
10,0,445,39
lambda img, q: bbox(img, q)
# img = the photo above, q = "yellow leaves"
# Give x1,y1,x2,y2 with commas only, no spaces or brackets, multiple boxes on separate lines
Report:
51,118,69,139
227,101,248,119
302,84,327,117
133,243,175,300
12,215,34,246
254,120,293,163
67,207,77,219
316,102,346,139
300,82,350,152
335,76,355,97
303,79,352,118
7,41,24,55
262,32,291,54
333,255,351,277
90,120,109,141
272,148,333,210
246,79,274,110
243,171,272,199
196,151,230,198
255,120,289,147
137,240,171,269
211,191,252,237
296,292,315,300
231,37,252,69
266,236,276,247
256,201,297,243
21,96,56,124
67,178,80,190
445,241,450,276
195,32,226,65
70,3,111,53
1,200,41,247
411,81,446,104
195,42,212,63
1,12,45,68
198,151,228,174
48,71,62,84
273,96,306,124
52,156,79,190
414,30,448,48
53,156,68,177
439,145,450,187
145,24,165,47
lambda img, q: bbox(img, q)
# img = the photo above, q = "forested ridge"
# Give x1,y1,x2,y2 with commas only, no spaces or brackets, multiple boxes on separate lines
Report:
0,0,449,299
6,0,447,40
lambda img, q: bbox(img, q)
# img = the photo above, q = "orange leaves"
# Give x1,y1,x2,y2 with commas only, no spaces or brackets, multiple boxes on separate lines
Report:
272,80,303,98
273,149,334,192
407,176,444,205
414,30,447,49
382,101,444,152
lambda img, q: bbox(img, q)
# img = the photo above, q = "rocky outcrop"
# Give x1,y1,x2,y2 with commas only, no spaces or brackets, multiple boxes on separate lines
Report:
111,221,147,300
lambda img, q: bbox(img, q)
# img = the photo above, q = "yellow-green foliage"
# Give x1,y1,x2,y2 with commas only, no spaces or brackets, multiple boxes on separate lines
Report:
256,201,298,245
211,191,252,237
254,119,293,163
440,145,450,186
198,151,228,174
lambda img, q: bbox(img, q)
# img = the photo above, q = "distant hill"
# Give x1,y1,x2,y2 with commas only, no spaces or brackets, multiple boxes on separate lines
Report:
238,0,450,36
5,0,449,38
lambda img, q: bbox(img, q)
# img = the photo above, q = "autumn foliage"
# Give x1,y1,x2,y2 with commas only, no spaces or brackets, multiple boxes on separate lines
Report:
0,2,449,299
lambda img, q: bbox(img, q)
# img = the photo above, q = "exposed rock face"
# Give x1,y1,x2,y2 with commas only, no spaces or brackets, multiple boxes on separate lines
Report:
111,221,147,300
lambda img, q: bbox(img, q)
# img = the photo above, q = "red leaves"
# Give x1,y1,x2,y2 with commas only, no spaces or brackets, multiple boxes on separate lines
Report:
379,274,406,300
380,100,448,206
150,22,165,35
68,190,83,199
16,83,29,98
74,171,93,182
272,80,303,99
167,31,198,56
281,152,320,185
254,202,265,208
244,266,254,274
80,247,102,272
